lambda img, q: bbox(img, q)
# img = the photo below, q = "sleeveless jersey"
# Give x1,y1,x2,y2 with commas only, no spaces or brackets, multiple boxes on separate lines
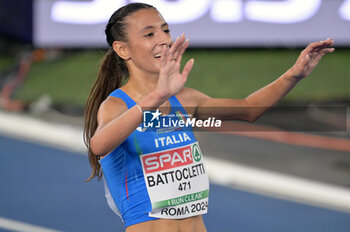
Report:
100,89,209,228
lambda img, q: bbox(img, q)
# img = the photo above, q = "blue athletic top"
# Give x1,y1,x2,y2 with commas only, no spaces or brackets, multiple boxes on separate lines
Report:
100,89,209,228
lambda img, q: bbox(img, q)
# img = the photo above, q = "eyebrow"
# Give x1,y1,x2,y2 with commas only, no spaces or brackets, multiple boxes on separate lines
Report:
140,23,168,33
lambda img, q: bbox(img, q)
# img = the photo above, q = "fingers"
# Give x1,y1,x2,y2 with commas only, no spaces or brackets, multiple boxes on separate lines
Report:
313,38,334,49
299,38,334,62
170,34,185,60
160,35,185,65
305,38,334,53
167,34,189,63
175,38,190,65
317,38,334,53
321,47,335,54
160,45,170,65
181,58,195,80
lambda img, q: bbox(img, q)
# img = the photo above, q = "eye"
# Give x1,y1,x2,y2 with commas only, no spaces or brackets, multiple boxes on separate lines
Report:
145,32,154,37
164,29,170,34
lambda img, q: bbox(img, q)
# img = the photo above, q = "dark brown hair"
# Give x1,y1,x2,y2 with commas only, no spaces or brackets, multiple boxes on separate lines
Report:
84,3,155,181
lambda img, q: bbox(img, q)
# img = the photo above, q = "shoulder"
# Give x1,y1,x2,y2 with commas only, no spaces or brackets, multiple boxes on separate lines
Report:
176,87,211,107
97,96,128,126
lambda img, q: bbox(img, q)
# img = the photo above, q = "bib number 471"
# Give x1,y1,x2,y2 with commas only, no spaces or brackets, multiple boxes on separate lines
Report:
178,181,191,191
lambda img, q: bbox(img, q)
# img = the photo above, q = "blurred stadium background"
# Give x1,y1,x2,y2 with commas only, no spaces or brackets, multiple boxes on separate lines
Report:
0,0,350,232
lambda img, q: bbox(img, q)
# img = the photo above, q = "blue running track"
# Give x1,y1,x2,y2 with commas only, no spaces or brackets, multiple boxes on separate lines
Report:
1,135,350,232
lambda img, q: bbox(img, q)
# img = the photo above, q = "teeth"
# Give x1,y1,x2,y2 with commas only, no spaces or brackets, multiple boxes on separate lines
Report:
155,54,161,58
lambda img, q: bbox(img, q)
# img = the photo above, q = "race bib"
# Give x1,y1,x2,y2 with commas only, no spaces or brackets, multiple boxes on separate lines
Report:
140,142,209,219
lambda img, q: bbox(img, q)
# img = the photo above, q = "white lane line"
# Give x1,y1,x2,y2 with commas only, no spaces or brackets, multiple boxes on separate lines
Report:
1,110,350,213
205,157,350,214
0,217,62,232
0,111,85,153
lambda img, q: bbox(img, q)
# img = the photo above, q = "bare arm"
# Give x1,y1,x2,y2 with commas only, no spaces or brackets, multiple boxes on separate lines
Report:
90,92,162,156
194,38,335,121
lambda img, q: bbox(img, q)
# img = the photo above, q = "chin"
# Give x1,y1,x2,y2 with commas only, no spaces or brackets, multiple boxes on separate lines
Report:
146,66,160,75
151,62,161,73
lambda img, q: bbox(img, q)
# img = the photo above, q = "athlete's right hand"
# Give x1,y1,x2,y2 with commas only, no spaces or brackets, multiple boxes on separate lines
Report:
155,34,194,100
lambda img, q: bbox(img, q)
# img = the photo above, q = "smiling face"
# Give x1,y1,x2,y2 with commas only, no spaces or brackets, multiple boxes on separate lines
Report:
118,8,172,76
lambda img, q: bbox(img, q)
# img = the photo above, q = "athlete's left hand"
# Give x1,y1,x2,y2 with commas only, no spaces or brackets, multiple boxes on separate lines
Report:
155,34,194,100
288,38,335,80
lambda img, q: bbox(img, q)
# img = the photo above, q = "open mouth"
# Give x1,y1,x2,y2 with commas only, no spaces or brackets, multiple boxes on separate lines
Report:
154,54,161,59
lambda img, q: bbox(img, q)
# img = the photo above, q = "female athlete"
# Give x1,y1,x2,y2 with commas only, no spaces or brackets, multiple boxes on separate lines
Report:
84,3,334,232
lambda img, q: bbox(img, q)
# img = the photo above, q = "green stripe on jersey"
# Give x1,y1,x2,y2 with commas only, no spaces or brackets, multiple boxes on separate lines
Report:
133,134,143,156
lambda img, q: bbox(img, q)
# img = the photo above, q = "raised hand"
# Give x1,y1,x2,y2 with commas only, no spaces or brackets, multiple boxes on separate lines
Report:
288,38,335,79
155,34,194,100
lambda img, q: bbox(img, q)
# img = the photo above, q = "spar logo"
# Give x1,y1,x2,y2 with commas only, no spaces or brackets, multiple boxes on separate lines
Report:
141,143,203,174
142,145,193,174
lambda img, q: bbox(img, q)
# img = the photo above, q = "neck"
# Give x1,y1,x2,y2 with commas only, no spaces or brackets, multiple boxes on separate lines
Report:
122,68,159,103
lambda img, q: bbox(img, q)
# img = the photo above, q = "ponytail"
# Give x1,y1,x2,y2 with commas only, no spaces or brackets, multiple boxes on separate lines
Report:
84,49,128,182
84,3,155,181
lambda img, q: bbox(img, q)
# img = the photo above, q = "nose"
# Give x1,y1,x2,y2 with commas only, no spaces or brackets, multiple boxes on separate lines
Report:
159,32,172,48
